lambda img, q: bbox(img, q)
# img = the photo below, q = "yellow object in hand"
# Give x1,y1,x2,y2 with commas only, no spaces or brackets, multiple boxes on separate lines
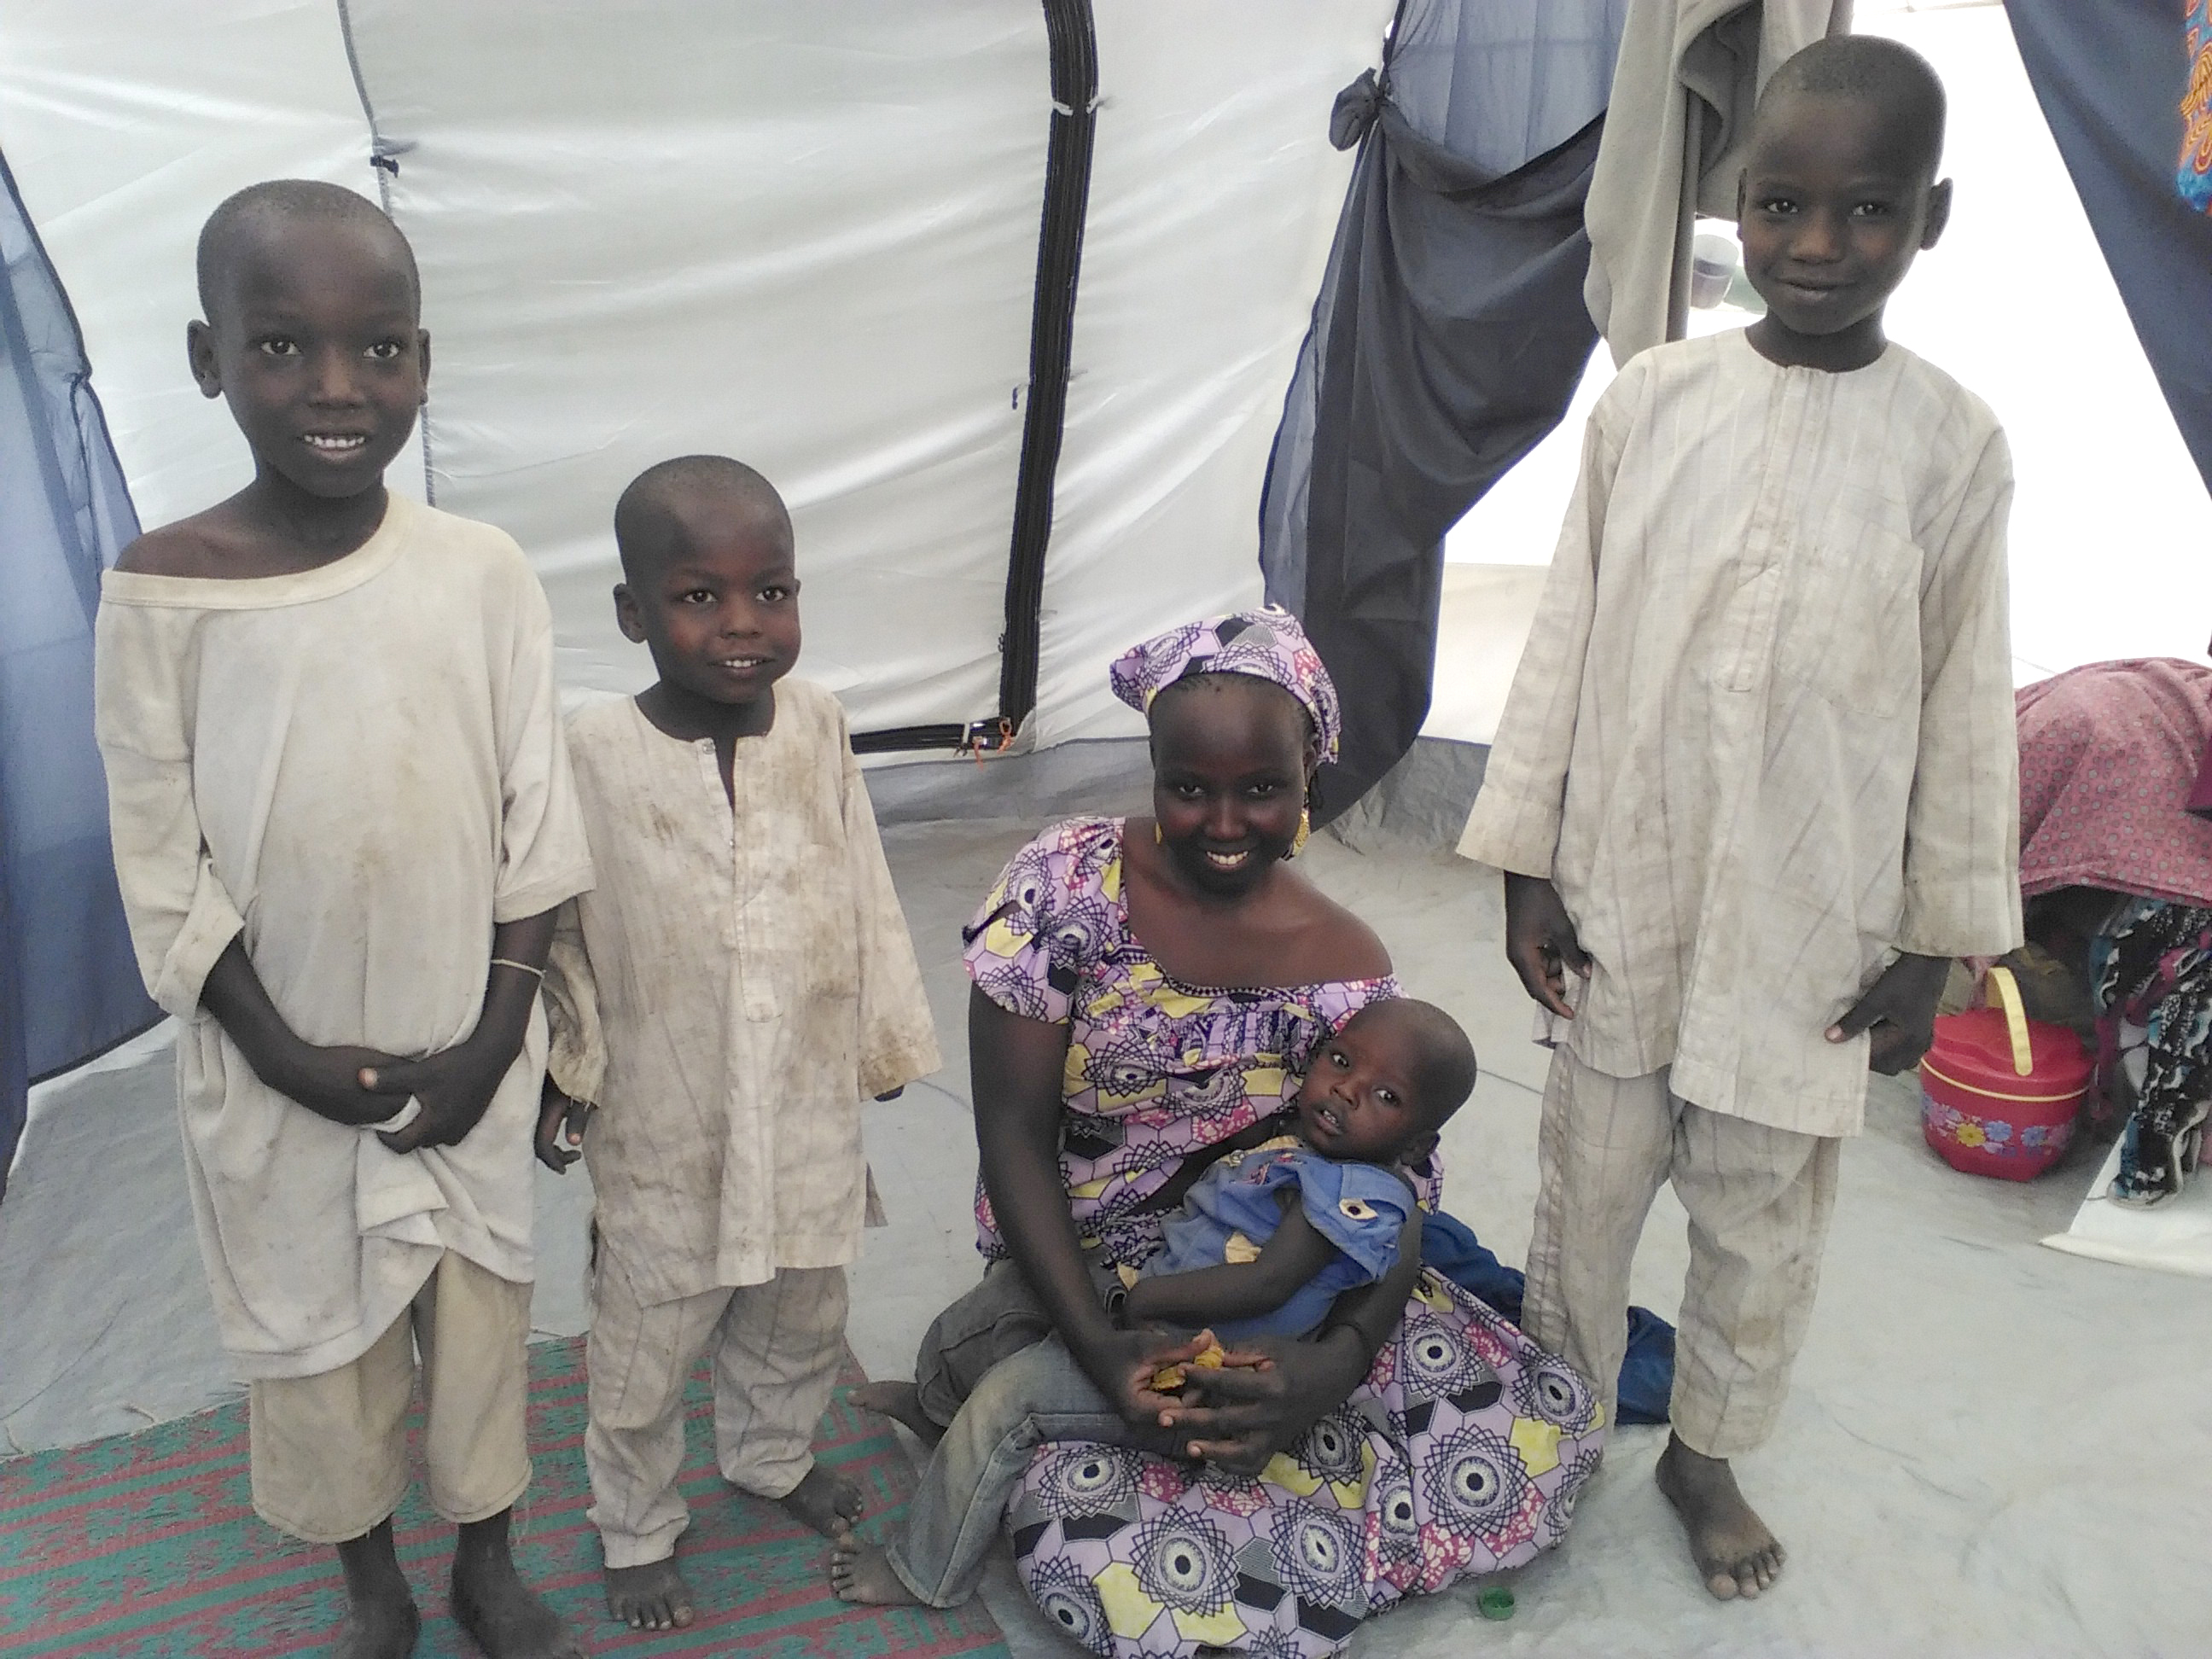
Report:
1150,1334,1228,1393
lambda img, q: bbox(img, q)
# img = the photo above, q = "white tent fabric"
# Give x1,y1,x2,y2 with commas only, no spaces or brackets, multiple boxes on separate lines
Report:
345,1,1050,730
1034,2,1392,743
0,0,1390,748
0,0,426,526
1418,563,1546,750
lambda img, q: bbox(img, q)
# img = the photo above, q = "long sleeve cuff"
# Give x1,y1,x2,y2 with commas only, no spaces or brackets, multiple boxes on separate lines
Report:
859,1027,942,1101
1895,906,2023,962
541,911,607,1104
1456,794,1559,880
1895,870,2023,960
547,1032,605,1108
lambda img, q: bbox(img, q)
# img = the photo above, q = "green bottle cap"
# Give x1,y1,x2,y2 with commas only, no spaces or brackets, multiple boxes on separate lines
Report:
1476,1586,1516,1621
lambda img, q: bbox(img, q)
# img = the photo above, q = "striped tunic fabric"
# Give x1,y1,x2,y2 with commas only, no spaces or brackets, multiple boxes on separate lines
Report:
543,682,940,1307
1459,329,2022,1137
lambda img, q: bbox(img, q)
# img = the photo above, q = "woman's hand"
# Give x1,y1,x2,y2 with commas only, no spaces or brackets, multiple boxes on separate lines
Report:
1503,872,1589,1019
1160,1328,1367,1475
1161,1208,1423,1474
1072,1326,1222,1436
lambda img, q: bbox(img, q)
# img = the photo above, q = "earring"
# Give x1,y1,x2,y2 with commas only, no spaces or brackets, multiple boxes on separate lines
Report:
1154,821,1165,846
1284,808,1311,861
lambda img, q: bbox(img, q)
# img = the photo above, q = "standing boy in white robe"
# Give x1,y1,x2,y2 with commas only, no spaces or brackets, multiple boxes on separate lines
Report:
534,456,940,1634
96,182,595,1659
1458,38,2020,1604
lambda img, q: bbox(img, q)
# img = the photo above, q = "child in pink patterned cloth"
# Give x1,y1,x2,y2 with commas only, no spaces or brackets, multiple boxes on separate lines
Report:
831,608,1602,1657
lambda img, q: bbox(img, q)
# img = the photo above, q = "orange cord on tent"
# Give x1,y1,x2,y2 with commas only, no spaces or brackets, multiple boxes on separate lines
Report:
960,716,1018,765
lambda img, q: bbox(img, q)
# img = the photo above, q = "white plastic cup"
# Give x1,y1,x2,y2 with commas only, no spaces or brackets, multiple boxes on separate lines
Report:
1690,231,1737,310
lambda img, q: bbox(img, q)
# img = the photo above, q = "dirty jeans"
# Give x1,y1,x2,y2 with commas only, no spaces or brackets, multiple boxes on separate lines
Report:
888,1260,1144,1607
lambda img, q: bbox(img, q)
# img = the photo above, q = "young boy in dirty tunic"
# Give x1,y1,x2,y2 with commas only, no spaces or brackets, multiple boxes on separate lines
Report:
95,182,596,1659
535,457,940,1634
1458,37,2021,1606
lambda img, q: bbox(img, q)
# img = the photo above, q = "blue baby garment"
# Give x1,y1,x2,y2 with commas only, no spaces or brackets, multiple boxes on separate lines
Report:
1141,1143,1413,1342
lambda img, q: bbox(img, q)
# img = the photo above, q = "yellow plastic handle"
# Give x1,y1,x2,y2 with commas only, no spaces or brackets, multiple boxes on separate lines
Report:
1983,965,2034,1078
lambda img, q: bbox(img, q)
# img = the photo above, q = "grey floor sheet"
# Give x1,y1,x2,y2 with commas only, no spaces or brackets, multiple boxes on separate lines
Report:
3,822,2207,1656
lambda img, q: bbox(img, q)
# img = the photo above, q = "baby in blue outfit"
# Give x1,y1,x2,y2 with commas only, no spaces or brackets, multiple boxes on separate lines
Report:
1119,997,1476,1343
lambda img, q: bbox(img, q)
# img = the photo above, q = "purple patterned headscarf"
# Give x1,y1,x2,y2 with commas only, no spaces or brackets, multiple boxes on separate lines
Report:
1109,606,1342,764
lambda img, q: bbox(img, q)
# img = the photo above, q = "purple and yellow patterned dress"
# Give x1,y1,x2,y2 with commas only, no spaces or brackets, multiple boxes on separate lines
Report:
963,818,1604,1657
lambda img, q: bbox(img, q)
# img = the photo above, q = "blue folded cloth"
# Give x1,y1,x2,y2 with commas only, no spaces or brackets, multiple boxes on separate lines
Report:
1421,1208,1675,1426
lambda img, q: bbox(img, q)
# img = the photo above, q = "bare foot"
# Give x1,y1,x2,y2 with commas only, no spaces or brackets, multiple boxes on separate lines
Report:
847,1380,945,1447
333,1519,420,1658
330,1597,421,1659
774,1463,865,1539
829,1538,923,1606
604,1557,695,1632
451,1511,584,1658
1655,1435,1785,1601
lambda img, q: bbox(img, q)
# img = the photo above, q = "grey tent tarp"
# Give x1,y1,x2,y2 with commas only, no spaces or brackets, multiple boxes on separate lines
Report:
1260,0,1624,819
2006,0,2212,499
0,148,156,1201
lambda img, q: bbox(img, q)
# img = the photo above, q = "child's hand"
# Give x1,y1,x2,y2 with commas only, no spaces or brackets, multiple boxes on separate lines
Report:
1827,952,1952,1074
200,941,412,1127
1503,872,1591,1019
535,1080,593,1173
271,1041,418,1126
359,1038,514,1154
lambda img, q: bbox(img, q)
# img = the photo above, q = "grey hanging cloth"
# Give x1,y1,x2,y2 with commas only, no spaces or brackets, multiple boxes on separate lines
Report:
0,148,158,1201
2005,0,2212,497
1260,0,1622,822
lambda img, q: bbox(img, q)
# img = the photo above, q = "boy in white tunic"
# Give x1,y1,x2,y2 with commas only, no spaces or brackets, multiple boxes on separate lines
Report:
96,182,594,1659
535,456,940,1633
1458,39,2019,1604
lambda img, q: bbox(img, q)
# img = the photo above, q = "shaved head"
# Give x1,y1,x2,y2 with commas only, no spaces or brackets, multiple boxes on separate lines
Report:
1752,35,1947,179
195,179,419,321
614,455,792,581
1346,998,1478,1129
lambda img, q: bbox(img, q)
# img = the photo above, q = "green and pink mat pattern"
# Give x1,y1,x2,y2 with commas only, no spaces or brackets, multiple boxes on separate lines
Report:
0,1338,1009,1657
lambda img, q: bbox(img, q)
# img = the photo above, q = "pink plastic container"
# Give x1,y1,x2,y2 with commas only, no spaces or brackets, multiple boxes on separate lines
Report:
1918,966,2092,1181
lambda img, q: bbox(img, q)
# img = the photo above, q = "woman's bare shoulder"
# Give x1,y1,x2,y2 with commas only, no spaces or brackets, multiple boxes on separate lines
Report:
1278,873,1393,983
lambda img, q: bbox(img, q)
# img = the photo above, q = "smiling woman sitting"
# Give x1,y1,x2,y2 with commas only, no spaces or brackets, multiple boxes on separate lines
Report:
830,608,1603,1656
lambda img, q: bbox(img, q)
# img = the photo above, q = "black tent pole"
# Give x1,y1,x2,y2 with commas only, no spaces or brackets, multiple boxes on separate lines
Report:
852,0,1097,757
